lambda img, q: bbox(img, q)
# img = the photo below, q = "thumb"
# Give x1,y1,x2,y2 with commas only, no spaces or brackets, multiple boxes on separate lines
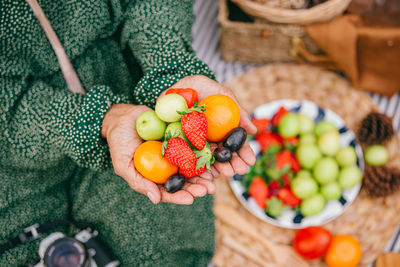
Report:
239,108,257,135
125,163,162,204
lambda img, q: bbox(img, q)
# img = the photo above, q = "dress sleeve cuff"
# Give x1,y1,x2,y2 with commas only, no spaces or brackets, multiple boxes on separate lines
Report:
54,85,129,169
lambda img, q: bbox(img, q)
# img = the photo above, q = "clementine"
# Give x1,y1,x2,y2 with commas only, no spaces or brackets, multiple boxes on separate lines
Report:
133,141,178,184
199,94,240,142
325,235,362,267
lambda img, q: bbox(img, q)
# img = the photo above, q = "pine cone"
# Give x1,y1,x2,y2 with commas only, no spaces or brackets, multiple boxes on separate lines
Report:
358,112,394,145
363,165,400,197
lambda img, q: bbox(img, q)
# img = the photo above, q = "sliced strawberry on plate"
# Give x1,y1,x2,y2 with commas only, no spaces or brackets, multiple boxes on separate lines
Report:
252,118,270,135
249,177,269,209
275,150,292,170
278,188,301,207
271,106,289,127
290,153,301,172
256,132,282,152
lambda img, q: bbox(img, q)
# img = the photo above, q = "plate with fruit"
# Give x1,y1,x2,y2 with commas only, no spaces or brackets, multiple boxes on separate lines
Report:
229,99,364,229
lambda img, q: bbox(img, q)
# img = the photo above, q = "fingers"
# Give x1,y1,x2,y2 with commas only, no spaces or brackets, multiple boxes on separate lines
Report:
182,183,208,198
237,140,256,166
119,162,162,204
211,166,220,178
159,186,194,205
187,177,216,194
230,152,249,175
214,161,235,178
198,170,213,180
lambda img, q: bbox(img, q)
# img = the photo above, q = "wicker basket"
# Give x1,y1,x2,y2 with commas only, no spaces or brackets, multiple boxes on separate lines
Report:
232,0,352,24
219,0,320,63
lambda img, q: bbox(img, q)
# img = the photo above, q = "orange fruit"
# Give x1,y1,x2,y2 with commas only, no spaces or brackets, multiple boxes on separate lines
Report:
325,235,362,267
133,141,178,184
199,94,240,142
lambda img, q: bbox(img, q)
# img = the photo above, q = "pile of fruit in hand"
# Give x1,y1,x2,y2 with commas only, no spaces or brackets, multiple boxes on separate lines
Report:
133,88,247,193
244,107,363,218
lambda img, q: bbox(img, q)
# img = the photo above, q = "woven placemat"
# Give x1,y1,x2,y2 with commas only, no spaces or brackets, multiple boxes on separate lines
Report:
212,64,400,267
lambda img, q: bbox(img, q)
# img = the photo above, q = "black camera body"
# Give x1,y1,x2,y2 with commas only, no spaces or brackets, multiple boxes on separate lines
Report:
33,228,120,267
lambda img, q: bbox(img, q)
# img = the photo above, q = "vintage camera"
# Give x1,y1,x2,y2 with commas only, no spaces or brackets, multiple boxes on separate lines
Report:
33,228,120,267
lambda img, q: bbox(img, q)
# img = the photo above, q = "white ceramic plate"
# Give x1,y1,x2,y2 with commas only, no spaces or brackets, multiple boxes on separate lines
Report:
229,99,364,229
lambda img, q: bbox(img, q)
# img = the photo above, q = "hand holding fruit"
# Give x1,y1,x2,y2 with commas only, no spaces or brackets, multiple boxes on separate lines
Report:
101,104,215,205
165,75,257,177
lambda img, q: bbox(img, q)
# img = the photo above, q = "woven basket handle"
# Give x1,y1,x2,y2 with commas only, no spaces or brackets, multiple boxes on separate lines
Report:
290,37,339,71
26,0,86,95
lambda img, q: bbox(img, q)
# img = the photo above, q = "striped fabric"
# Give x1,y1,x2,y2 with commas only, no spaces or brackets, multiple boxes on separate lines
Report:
192,0,400,256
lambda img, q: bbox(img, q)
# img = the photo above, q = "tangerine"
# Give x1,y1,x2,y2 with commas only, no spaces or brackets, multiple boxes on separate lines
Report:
199,94,240,142
133,141,178,184
325,235,362,267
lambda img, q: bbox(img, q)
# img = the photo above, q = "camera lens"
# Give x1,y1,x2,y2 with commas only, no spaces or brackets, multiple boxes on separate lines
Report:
44,237,89,267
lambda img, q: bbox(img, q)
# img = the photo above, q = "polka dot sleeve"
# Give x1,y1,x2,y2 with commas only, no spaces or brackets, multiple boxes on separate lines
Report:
121,0,215,108
51,85,129,169
2,76,128,170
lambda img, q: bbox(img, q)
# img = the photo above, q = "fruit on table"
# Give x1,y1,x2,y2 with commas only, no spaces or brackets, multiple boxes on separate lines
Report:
278,113,300,138
223,127,247,152
364,144,389,166
271,106,289,127
179,103,208,150
165,122,189,143
164,173,186,193
318,130,340,156
314,121,337,137
293,226,333,260
296,144,322,169
313,157,339,185
155,94,188,122
199,94,240,142
338,166,362,189
336,146,357,167
299,133,316,145
325,235,362,267
165,88,198,108
278,188,301,207
136,110,166,141
291,176,318,199
133,141,178,184
321,181,342,200
214,147,232,162
275,150,301,172
298,114,315,134
300,194,326,216
249,177,269,209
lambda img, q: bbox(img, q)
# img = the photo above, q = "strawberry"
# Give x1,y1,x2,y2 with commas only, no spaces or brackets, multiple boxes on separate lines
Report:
162,137,196,170
276,150,299,172
180,143,215,178
252,118,270,135
271,107,289,127
249,177,269,209
256,132,282,153
179,102,208,150
278,188,301,207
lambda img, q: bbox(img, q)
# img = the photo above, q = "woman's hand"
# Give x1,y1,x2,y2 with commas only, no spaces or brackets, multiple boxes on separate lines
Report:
101,104,215,205
165,75,257,178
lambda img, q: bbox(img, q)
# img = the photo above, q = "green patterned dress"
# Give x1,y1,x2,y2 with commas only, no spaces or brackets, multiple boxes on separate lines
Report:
0,0,215,266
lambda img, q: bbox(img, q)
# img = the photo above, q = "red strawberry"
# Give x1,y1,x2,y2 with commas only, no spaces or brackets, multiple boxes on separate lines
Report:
179,165,206,178
249,177,269,209
162,137,196,170
180,143,215,178
271,107,289,127
256,132,282,152
252,118,270,135
278,188,301,207
180,103,208,150
276,150,292,170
